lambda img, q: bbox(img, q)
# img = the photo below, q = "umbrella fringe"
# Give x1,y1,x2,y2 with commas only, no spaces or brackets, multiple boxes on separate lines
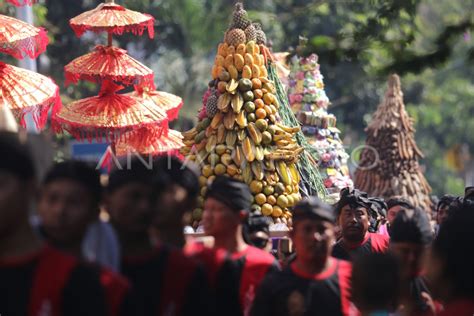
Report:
0,27,48,60
166,100,183,122
70,18,155,39
18,85,62,130
6,0,37,6
51,118,169,144
64,68,155,90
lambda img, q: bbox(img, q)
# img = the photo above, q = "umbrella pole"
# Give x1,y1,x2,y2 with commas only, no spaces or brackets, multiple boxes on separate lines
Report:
111,140,116,156
107,32,113,47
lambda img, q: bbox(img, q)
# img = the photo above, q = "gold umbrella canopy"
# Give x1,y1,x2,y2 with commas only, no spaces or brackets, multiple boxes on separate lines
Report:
64,45,155,88
0,14,48,59
0,62,61,129
53,81,168,143
69,1,155,38
115,128,183,157
128,88,183,121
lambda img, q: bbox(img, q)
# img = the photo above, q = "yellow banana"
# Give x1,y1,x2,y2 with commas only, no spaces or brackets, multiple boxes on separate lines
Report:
247,123,262,145
251,161,264,181
242,138,255,162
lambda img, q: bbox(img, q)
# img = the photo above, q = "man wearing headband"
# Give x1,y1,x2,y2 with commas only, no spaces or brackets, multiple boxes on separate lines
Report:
390,206,436,315
0,132,109,316
199,176,278,316
251,197,355,316
332,188,389,261
368,196,387,234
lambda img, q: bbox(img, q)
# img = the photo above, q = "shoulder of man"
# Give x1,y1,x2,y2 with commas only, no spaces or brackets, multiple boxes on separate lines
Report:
368,232,390,253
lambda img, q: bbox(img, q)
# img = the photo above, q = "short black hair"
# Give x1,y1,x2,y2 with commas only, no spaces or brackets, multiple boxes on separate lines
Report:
433,202,474,297
390,206,433,245
0,132,35,181
386,196,412,210
351,253,400,312
107,157,154,193
246,214,272,235
436,195,456,211
153,156,199,201
293,196,335,223
43,160,102,205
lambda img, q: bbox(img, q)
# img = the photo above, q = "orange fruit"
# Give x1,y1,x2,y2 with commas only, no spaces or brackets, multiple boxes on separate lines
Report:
256,108,267,119
254,99,265,109
253,89,263,99
272,205,283,217
252,78,262,89
267,195,277,205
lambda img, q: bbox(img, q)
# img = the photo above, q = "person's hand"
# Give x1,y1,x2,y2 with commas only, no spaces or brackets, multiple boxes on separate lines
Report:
421,291,436,314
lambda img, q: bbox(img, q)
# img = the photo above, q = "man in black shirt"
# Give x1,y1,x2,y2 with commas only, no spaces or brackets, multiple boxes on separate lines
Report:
150,156,199,249
332,188,389,261
0,132,107,316
106,158,210,316
428,200,474,316
36,160,133,316
251,197,355,316
390,205,435,315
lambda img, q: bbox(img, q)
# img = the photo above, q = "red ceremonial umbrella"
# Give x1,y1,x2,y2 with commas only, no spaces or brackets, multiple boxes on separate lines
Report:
128,87,183,121
6,0,38,6
70,0,155,38
53,81,168,143
0,14,48,59
65,45,155,88
0,62,60,129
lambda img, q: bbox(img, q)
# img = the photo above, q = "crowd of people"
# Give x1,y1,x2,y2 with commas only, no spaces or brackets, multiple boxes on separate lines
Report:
1,131,473,316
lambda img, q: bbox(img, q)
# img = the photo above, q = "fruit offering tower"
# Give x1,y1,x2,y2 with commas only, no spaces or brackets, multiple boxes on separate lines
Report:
288,50,353,200
354,74,432,211
182,3,303,228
